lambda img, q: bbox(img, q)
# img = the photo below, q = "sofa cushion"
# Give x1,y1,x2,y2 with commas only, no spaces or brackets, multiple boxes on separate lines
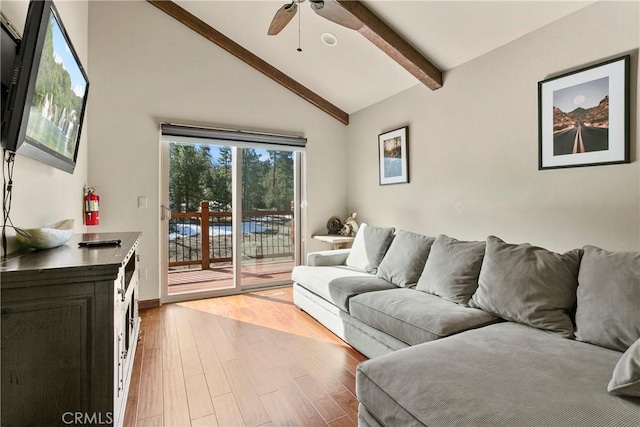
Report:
469,236,581,338
349,288,499,346
357,322,638,427
575,246,640,352
292,265,396,312
608,338,640,397
416,234,485,306
345,223,395,274
376,230,435,287
358,404,384,427
293,284,409,359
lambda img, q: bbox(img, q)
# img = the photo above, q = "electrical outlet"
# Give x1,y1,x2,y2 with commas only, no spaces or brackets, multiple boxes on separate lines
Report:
140,268,148,280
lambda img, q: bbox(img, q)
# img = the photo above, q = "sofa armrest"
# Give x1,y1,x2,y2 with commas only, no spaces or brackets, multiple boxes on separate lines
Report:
306,249,351,266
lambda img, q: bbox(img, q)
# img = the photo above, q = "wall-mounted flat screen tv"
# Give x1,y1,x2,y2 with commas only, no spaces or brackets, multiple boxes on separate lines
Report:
1,0,89,174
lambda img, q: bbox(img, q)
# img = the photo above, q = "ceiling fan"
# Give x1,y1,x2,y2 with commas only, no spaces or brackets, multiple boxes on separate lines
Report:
268,0,363,36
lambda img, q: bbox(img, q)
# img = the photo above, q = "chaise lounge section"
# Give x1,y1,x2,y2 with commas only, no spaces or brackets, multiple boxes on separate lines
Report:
292,225,640,426
357,322,639,426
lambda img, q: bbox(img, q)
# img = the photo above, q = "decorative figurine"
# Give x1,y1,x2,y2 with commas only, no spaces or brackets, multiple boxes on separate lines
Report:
341,223,353,237
341,212,359,237
327,216,343,235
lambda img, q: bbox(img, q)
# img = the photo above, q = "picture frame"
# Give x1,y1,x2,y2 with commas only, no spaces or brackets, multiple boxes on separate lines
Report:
379,126,409,185
538,55,630,170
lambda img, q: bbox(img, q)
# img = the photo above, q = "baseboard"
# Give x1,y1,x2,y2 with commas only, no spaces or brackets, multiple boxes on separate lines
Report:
139,298,160,310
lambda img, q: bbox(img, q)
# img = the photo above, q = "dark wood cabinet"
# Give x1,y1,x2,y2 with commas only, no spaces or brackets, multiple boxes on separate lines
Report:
1,232,141,426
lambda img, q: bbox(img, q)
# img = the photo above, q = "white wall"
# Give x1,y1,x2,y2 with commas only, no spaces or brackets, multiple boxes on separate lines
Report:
87,1,348,301
347,1,639,252
1,0,88,254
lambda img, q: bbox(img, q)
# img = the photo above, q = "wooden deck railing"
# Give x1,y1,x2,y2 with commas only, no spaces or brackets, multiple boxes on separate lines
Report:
168,201,294,270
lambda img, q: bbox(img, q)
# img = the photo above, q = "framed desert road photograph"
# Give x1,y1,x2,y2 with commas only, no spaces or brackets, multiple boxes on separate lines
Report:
538,55,630,170
379,126,409,185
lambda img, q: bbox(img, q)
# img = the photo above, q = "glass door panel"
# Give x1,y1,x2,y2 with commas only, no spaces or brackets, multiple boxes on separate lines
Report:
240,148,295,289
166,142,237,296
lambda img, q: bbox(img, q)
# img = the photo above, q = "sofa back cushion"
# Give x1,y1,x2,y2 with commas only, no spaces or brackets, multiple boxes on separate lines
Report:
575,246,640,352
416,235,485,306
345,223,395,274
469,236,581,338
377,230,435,287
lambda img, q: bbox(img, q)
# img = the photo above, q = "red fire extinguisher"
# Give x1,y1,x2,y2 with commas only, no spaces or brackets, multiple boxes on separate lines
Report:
84,187,99,226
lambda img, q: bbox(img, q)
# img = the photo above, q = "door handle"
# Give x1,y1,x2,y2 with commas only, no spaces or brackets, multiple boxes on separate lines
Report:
161,205,172,221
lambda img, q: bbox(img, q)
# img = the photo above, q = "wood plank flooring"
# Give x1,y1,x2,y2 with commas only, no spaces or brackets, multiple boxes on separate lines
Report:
168,261,294,295
124,287,366,426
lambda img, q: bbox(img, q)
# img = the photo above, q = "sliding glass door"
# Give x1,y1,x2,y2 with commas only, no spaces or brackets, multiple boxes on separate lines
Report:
160,130,303,303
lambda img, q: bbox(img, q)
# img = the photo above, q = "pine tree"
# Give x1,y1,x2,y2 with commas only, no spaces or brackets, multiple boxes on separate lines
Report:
241,149,268,211
169,143,212,212
263,151,294,211
210,146,232,212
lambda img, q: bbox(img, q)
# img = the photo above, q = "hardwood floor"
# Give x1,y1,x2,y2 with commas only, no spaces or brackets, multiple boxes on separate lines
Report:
168,261,294,295
124,287,366,426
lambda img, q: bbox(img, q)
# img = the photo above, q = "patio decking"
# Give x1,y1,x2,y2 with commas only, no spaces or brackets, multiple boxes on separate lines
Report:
168,260,295,294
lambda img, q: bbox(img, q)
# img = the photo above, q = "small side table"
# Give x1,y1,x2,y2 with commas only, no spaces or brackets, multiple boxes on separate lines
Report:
312,234,355,250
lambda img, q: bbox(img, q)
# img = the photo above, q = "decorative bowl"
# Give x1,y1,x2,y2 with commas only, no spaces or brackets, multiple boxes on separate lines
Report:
16,219,75,249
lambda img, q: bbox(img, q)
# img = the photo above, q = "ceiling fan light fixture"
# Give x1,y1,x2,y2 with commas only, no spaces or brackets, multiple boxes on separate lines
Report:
321,32,338,47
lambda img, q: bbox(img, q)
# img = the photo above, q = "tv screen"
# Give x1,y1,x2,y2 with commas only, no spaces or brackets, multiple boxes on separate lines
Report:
1,0,89,174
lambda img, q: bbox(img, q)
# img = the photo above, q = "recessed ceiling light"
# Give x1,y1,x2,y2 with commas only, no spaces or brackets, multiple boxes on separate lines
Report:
321,32,338,47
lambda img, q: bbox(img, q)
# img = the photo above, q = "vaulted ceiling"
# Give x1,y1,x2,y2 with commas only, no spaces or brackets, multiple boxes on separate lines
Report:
161,1,594,121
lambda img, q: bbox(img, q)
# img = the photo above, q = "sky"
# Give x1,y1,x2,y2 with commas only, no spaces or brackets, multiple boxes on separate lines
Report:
553,77,608,113
50,15,86,97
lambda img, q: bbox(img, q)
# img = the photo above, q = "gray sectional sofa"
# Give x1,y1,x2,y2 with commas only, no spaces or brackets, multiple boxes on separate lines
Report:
292,225,640,426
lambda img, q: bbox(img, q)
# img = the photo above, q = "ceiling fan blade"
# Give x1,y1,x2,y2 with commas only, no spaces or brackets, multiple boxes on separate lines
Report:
310,0,363,31
268,2,298,35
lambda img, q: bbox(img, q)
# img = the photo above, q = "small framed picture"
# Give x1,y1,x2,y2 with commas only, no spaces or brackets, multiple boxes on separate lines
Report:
379,126,409,185
538,55,630,170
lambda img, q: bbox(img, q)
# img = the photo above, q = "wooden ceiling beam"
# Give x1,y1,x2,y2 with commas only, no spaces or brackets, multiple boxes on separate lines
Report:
335,0,443,90
146,0,349,125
